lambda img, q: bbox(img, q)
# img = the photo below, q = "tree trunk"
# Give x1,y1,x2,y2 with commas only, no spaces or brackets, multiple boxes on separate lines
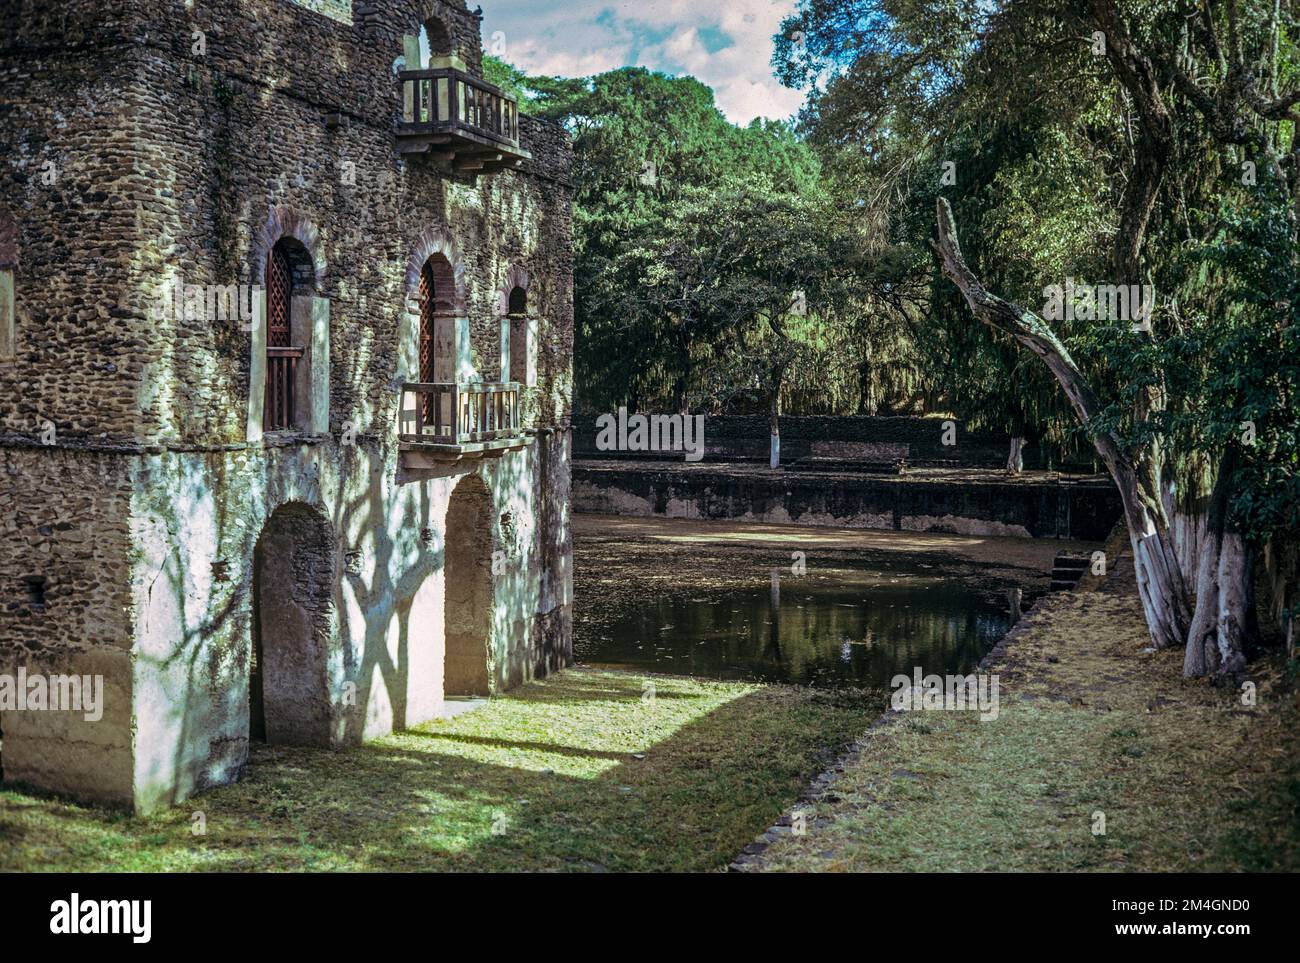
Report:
857,358,872,414
1006,436,1025,475
1184,533,1255,679
1182,455,1255,678
672,372,688,415
934,197,1191,654
768,382,782,469
672,331,691,414
1117,474,1192,652
768,357,789,469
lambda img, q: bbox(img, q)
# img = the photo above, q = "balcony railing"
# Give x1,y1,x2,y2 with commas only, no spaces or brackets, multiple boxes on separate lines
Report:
400,382,524,454
397,68,531,171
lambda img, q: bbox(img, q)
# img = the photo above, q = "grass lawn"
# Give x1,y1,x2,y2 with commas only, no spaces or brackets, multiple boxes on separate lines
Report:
744,576,1300,872
0,668,873,872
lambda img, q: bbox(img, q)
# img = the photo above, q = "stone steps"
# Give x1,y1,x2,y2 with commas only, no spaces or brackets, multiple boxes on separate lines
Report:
1050,553,1089,592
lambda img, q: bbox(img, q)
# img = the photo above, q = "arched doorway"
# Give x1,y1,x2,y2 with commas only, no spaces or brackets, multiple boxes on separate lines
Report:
444,475,492,696
250,503,336,746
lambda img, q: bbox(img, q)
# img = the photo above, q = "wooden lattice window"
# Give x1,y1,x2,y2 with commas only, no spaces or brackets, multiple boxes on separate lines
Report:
264,242,302,431
268,246,290,348
418,261,436,387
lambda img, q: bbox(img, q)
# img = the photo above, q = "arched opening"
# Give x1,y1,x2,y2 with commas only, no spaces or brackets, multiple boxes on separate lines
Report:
507,285,527,317
419,17,454,66
419,254,457,421
264,237,314,432
505,283,534,386
444,475,492,696
250,503,336,746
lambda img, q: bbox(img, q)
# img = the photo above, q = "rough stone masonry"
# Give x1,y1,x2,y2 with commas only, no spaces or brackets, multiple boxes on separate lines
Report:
0,0,575,812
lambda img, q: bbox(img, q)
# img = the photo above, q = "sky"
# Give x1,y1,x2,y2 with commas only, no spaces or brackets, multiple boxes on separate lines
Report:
477,0,808,124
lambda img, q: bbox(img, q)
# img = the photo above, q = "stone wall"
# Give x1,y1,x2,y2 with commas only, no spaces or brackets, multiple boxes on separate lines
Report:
0,0,575,811
290,0,355,24
572,414,1089,470
573,462,1123,541
123,430,572,813
1,0,574,445
0,446,136,805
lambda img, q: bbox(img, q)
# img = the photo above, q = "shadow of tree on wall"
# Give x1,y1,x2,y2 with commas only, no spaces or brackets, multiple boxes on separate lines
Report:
327,438,436,741
134,440,437,805
137,436,494,808
0,668,874,872
130,402,566,808
133,452,266,807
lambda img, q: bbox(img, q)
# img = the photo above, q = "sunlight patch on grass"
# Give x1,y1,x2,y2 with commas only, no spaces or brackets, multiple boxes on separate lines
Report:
0,667,872,872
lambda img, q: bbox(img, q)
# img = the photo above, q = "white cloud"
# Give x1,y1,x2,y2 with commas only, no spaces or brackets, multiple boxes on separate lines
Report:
480,0,805,123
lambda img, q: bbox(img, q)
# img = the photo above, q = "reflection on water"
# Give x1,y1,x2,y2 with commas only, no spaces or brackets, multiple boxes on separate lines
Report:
578,569,1020,688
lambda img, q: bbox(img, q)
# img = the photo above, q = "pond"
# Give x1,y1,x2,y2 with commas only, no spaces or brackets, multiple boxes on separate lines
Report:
576,570,1025,689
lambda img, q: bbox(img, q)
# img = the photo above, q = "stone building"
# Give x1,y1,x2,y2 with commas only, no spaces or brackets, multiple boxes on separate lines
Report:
0,0,574,812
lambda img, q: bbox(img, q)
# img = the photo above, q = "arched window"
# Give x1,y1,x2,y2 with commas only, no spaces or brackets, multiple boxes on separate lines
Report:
507,285,527,317
264,241,300,431
263,237,319,433
248,211,330,443
418,254,457,420
503,282,535,387
418,255,456,382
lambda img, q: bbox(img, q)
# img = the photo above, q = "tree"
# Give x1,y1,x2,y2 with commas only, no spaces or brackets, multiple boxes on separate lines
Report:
684,183,875,466
508,67,823,413
779,0,1300,677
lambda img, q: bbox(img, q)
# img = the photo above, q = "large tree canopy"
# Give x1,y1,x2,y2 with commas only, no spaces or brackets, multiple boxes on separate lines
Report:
775,0,1300,676
489,59,921,419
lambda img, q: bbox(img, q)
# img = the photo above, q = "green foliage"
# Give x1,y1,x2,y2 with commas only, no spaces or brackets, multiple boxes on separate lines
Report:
1153,175,1299,543
777,0,1300,520
481,55,537,111
500,61,918,414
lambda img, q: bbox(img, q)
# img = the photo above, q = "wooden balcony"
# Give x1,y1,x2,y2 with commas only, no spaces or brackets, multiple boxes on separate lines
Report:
397,68,531,173
399,381,530,464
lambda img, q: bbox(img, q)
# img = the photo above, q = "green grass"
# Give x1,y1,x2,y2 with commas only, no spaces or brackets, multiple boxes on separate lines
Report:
0,668,873,872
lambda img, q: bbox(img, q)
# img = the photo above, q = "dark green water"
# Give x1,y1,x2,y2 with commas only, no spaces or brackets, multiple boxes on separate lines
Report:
579,574,1020,688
